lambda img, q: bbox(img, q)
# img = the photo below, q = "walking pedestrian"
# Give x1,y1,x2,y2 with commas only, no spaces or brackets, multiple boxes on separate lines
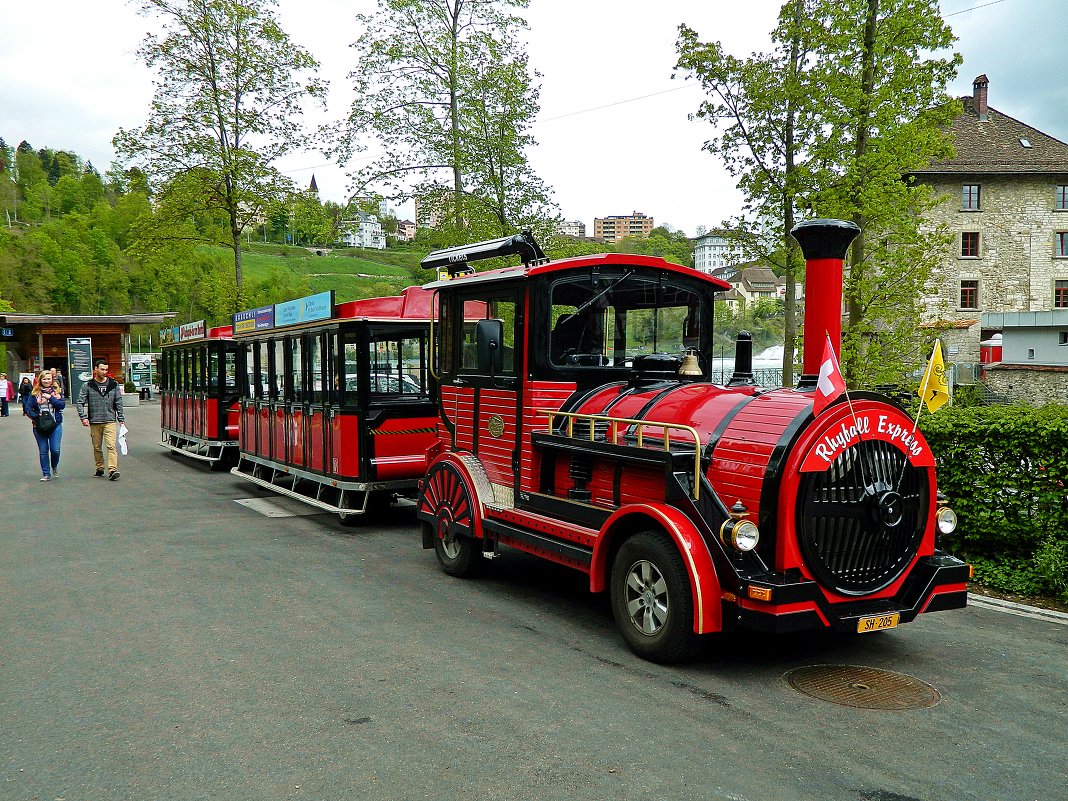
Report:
76,358,125,480
0,373,13,417
18,376,32,415
50,367,66,396
25,369,65,481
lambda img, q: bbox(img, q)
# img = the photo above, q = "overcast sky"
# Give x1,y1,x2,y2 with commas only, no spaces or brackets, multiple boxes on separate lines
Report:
2,0,1064,237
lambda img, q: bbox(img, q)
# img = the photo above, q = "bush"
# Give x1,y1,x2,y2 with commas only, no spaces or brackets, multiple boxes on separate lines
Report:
920,404,1068,600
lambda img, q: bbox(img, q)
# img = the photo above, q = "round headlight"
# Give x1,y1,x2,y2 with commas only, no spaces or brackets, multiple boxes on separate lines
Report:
936,507,957,535
731,520,760,552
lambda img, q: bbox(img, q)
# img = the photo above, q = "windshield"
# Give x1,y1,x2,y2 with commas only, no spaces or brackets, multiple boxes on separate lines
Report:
549,272,705,368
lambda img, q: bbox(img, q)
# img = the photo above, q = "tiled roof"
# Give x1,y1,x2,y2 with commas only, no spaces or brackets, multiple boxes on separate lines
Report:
913,96,1068,176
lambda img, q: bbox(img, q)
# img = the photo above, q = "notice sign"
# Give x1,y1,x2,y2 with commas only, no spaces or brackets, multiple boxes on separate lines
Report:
800,406,936,472
66,337,93,407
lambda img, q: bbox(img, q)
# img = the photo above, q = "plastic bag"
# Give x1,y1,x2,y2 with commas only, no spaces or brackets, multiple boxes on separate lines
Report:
118,423,129,455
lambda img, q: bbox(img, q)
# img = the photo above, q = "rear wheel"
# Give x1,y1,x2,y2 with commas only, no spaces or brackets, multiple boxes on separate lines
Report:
610,531,701,663
420,462,482,577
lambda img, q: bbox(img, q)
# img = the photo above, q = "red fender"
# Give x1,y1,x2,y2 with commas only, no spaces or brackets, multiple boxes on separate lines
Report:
422,452,490,541
591,503,723,635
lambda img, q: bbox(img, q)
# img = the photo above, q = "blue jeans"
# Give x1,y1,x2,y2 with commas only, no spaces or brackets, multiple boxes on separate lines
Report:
33,422,62,476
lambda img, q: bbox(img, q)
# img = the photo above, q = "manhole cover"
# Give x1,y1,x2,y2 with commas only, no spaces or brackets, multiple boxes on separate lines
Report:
784,665,940,710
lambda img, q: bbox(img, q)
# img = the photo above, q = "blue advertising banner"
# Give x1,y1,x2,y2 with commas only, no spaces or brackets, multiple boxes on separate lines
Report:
233,305,274,335
274,291,334,328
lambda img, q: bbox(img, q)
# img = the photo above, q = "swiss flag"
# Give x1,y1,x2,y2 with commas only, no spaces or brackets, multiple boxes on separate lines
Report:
812,335,846,417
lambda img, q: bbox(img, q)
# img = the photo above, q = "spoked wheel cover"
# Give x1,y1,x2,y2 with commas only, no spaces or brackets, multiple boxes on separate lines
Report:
419,462,475,542
623,558,670,635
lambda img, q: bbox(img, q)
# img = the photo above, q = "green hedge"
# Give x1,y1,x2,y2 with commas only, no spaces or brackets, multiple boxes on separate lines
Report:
920,405,1068,600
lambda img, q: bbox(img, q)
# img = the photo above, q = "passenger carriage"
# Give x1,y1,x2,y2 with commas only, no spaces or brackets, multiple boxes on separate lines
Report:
159,322,243,467
229,288,438,523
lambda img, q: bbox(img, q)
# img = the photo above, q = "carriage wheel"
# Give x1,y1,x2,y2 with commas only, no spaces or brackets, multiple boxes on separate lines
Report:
420,462,482,577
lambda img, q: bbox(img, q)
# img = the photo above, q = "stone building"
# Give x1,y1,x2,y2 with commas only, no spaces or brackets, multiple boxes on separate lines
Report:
911,75,1068,371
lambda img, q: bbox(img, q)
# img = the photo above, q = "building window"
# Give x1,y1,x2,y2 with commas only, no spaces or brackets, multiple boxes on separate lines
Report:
961,232,980,257
960,280,979,309
1057,232,1068,257
1056,280,1068,309
962,184,981,210
1059,332,1068,346
1027,348,1035,360
1057,185,1068,211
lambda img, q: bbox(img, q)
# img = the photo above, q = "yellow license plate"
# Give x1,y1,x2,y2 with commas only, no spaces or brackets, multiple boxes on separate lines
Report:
856,613,900,633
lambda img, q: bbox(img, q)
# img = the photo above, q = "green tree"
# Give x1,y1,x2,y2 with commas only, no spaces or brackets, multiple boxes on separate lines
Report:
114,0,327,306
802,0,959,387
338,0,556,242
676,2,815,385
676,0,959,387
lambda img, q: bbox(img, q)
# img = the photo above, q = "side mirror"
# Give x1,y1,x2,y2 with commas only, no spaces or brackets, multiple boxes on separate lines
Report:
475,319,503,375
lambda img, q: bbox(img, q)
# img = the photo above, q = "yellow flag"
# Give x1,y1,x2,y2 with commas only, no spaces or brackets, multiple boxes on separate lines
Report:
917,341,950,412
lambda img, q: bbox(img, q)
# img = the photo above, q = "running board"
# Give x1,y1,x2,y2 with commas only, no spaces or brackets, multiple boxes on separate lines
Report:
230,454,416,518
160,431,237,465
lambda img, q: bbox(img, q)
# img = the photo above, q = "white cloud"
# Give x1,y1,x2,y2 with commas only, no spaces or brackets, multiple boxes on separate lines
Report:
2,0,1062,237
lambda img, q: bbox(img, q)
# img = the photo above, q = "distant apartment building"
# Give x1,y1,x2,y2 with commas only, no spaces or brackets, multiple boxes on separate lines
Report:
593,211,653,243
693,230,745,274
558,219,586,238
395,220,417,242
339,212,386,250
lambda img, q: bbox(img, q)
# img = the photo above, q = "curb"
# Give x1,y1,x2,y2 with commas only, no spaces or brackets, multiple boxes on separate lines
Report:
968,594,1068,625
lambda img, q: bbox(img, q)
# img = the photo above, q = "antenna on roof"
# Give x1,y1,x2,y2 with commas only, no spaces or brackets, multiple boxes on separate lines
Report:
421,231,546,277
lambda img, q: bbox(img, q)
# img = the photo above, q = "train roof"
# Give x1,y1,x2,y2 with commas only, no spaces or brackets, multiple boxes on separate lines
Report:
334,285,434,321
422,251,732,293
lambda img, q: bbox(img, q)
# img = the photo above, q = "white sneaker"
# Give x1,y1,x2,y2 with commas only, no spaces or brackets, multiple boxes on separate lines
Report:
40,475,50,482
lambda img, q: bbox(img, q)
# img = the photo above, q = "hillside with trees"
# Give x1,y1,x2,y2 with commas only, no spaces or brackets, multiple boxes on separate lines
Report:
0,137,425,330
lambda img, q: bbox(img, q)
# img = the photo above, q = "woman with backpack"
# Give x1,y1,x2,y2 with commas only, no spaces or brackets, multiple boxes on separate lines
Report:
26,369,65,481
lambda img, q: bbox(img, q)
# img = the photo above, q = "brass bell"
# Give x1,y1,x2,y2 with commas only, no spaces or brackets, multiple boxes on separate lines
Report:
679,349,703,377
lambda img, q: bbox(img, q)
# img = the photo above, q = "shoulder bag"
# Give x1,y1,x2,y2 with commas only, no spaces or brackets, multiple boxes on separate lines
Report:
35,402,57,435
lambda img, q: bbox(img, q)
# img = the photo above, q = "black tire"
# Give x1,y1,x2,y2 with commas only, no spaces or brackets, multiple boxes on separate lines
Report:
610,531,702,663
419,462,482,577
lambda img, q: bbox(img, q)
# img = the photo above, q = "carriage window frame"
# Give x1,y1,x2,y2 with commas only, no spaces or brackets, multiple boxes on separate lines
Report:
455,292,519,377
307,333,325,405
290,336,304,404
367,325,431,399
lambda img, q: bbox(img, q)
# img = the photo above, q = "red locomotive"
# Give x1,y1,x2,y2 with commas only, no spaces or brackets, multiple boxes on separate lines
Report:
416,219,968,662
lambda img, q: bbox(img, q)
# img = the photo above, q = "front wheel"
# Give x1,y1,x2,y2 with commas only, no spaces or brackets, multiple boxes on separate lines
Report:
610,531,702,663
419,462,482,577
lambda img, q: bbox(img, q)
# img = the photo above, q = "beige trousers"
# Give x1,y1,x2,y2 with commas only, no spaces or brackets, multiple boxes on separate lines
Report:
90,422,119,473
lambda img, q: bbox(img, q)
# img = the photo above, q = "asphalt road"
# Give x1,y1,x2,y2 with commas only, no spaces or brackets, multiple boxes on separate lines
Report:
1,402,1065,801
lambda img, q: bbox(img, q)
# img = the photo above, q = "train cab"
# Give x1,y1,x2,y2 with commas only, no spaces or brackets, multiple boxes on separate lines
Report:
229,288,439,523
159,322,243,467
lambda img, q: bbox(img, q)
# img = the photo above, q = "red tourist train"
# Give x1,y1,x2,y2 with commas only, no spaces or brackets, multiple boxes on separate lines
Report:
415,220,968,662
159,219,968,663
160,287,440,522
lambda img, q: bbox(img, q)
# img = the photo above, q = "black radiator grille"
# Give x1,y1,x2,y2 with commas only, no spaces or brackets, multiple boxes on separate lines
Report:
797,439,928,595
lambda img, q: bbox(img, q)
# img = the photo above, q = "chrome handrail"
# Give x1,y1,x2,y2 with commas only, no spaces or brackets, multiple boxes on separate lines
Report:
539,409,702,500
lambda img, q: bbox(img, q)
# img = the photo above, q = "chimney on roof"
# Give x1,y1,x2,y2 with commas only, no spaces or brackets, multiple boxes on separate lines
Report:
973,74,989,121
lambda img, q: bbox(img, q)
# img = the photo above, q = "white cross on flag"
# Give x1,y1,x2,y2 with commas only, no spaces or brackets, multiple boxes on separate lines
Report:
813,334,846,417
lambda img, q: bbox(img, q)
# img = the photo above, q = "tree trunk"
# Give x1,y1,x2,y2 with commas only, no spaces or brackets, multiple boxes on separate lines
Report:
844,0,879,386
781,0,803,387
